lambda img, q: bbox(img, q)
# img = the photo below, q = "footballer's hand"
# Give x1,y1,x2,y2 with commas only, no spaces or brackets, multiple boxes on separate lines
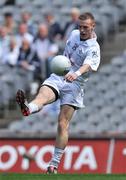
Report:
65,72,78,82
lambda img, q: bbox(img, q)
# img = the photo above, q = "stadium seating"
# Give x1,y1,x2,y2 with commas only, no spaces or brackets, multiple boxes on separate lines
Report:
8,48,126,134
0,0,126,135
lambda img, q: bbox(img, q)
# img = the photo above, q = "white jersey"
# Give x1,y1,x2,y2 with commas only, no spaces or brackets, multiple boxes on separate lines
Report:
43,30,100,108
64,30,100,84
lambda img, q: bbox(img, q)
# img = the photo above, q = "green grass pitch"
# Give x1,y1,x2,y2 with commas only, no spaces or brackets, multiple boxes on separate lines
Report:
0,173,126,180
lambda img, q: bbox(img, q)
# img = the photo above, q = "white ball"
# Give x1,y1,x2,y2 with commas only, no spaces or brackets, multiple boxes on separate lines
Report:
50,55,71,75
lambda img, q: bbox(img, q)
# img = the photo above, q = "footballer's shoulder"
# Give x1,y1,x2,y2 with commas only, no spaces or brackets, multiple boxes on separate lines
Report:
71,29,80,36
70,29,80,41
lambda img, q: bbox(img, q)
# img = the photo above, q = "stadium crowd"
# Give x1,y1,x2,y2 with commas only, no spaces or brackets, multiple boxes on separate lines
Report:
0,0,126,85
0,8,82,83
0,0,126,135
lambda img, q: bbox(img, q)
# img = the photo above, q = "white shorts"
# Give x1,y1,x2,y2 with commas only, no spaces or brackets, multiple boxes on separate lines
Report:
42,74,85,109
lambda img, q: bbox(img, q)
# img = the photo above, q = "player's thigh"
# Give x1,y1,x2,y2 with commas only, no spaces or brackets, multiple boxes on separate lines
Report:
35,85,56,105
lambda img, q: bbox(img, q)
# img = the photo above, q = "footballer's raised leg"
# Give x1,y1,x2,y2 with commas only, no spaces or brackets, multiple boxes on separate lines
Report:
16,86,56,116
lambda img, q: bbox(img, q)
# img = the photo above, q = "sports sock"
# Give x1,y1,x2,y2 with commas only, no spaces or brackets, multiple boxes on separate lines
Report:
28,102,40,114
49,147,64,168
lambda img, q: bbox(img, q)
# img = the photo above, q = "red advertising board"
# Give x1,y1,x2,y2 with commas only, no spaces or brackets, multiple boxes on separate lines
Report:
112,140,126,173
0,139,110,173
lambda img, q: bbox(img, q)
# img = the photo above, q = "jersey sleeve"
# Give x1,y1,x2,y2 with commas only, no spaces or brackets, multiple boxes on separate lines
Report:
63,36,72,58
63,42,69,58
63,30,76,58
83,46,100,71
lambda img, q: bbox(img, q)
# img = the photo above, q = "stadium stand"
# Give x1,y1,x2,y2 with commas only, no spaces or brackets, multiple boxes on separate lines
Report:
0,0,126,136
7,50,126,135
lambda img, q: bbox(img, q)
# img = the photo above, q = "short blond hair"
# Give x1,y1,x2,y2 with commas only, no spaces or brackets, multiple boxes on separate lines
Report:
79,12,95,23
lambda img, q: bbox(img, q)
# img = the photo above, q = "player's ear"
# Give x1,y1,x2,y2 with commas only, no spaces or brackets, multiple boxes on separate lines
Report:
93,21,96,28
91,27,94,32
92,24,95,31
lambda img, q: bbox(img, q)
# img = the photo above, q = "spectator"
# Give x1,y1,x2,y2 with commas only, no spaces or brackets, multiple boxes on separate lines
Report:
44,12,62,41
15,23,34,47
21,11,37,36
33,23,58,79
3,12,17,35
0,26,10,64
4,37,19,66
17,38,41,82
63,7,80,41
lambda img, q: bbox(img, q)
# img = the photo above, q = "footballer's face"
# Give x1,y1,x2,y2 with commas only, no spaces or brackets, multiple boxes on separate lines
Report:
78,19,95,40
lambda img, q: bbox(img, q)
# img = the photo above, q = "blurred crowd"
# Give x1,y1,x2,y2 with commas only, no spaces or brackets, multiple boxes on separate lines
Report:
1,0,126,132
0,7,80,83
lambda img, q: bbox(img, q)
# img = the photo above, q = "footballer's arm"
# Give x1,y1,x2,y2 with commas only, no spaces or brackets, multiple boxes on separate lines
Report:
65,64,91,82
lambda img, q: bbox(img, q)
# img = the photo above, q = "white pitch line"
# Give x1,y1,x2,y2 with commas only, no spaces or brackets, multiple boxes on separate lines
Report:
106,138,115,174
